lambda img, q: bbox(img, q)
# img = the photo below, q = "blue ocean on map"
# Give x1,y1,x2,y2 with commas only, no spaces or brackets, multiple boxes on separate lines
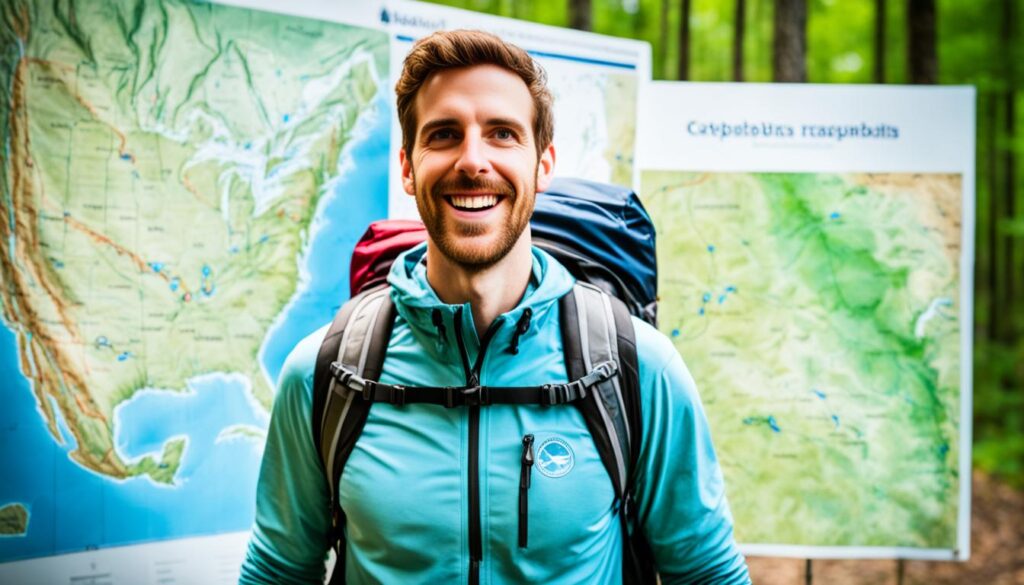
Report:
260,94,390,384
0,95,389,562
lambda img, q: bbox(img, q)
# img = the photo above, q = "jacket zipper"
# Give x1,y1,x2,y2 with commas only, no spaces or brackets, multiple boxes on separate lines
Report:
452,306,503,585
519,434,534,548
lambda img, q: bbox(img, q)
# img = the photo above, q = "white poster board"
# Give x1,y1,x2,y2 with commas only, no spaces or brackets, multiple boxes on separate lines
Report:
638,81,975,560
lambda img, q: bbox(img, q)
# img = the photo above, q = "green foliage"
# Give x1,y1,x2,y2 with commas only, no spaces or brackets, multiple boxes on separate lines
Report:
973,333,1024,489
808,0,873,83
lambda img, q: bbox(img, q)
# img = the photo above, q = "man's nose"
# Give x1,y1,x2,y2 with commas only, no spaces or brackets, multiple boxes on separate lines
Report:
454,132,489,177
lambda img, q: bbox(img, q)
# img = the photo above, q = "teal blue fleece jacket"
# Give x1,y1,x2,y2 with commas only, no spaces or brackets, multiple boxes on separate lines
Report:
240,244,749,584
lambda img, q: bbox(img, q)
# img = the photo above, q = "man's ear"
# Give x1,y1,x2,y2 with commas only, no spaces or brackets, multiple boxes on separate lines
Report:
535,143,556,192
400,148,415,196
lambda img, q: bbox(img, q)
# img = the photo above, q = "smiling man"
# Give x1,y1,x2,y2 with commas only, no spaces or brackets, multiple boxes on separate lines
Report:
398,59,552,338
240,30,749,584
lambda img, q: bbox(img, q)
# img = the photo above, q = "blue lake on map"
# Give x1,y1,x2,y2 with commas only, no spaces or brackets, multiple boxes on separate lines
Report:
0,93,390,563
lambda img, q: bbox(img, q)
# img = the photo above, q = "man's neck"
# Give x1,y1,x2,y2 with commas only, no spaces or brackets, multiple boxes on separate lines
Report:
425,233,534,339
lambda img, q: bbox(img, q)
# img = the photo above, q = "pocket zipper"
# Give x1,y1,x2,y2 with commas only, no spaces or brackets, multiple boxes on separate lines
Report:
519,434,535,548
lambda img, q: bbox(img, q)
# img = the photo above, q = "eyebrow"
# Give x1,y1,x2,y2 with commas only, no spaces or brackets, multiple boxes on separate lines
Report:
486,117,528,137
418,117,530,139
419,118,459,139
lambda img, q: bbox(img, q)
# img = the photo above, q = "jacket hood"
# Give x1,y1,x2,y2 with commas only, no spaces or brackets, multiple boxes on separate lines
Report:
386,242,575,353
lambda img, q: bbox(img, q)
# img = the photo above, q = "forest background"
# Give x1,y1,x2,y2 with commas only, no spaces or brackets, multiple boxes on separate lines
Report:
423,1,1022,582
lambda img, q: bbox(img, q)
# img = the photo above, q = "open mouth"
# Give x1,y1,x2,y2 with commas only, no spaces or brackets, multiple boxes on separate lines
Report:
445,194,501,212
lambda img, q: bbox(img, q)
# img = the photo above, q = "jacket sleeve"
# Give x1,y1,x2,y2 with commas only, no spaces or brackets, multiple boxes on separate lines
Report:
239,330,333,584
632,321,751,584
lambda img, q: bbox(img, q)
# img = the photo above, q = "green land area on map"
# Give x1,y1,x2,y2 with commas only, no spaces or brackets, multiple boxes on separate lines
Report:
603,73,637,187
643,171,962,548
0,0,386,484
0,504,29,536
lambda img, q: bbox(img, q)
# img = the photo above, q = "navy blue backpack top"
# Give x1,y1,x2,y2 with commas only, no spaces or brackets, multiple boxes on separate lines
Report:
533,178,658,326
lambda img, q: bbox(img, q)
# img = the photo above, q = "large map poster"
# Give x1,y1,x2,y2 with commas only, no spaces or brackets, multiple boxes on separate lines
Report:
0,0,390,579
639,82,974,559
0,1,649,582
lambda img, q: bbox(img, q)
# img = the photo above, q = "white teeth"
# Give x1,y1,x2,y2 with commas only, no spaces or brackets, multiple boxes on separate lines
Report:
450,195,498,210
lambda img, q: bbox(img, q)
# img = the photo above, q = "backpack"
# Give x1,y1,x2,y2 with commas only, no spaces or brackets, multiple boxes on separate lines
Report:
312,178,658,584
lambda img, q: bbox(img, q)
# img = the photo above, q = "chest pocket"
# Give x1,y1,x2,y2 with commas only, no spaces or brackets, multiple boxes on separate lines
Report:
506,427,619,569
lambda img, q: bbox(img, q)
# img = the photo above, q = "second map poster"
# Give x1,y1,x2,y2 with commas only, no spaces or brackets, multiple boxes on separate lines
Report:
639,82,974,560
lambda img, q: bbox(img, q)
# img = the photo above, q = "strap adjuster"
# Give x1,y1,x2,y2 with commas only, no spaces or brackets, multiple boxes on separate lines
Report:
541,383,567,406
361,380,376,402
619,490,636,522
390,384,407,406
582,360,618,388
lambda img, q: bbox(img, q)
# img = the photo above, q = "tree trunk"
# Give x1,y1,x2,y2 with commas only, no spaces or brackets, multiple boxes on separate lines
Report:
1000,0,1018,341
1005,94,1017,337
773,0,807,82
678,0,692,80
874,0,886,83
734,0,746,81
908,0,937,84
659,0,670,79
987,93,1000,342
569,0,592,31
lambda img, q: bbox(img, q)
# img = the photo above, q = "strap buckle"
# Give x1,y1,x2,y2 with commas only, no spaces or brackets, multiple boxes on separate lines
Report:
328,363,380,402
330,362,365,394
460,385,488,407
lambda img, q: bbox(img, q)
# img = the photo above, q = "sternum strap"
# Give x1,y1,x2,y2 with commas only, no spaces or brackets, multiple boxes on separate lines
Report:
329,360,619,407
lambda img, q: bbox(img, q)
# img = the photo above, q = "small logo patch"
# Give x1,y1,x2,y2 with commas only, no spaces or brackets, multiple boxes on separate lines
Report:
536,438,574,478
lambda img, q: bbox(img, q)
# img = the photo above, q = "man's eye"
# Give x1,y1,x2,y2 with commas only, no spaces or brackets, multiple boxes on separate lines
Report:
495,128,515,141
429,129,455,141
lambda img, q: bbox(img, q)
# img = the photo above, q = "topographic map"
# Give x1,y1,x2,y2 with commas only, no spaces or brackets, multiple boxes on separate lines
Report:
643,171,962,548
544,65,636,187
0,0,388,560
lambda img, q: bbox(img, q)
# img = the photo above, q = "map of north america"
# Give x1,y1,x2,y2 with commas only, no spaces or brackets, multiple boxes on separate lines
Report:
0,0,388,558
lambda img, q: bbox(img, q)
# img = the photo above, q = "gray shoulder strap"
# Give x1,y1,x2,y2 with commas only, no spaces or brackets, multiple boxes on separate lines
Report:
563,282,634,496
562,283,653,584
312,284,395,585
318,286,393,495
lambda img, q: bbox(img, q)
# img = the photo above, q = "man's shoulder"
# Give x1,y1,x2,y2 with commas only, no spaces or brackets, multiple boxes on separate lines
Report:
625,315,704,411
628,316,682,372
277,323,331,392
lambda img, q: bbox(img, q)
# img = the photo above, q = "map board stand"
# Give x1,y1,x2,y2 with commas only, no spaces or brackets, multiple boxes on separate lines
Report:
802,557,909,583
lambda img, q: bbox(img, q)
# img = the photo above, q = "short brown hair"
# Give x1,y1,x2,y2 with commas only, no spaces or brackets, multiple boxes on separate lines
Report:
395,29,554,158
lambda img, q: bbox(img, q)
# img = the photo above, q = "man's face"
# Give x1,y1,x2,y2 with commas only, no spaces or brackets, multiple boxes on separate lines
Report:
400,64,555,269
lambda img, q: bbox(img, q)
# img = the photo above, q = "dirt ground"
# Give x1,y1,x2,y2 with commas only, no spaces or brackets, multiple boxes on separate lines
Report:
746,471,1024,584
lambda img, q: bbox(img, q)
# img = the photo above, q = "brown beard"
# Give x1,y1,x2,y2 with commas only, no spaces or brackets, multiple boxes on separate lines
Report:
415,170,536,271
